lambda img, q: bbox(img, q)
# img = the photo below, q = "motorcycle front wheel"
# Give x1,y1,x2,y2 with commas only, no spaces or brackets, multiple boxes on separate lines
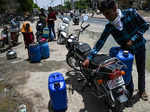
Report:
57,33,64,44
66,52,80,71
57,36,62,44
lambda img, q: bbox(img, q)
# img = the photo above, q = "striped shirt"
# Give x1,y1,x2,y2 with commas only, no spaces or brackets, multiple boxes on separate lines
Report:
87,8,149,60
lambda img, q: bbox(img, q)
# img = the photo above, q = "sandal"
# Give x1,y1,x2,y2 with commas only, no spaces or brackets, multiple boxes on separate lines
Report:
138,91,148,101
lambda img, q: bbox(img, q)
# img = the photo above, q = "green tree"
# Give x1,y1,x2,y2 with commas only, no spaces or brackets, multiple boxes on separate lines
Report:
74,0,89,9
33,3,39,9
17,0,34,12
64,1,71,10
0,0,7,12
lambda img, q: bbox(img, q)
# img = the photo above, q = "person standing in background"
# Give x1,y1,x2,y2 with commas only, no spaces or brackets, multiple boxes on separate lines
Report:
21,22,34,60
47,7,57,41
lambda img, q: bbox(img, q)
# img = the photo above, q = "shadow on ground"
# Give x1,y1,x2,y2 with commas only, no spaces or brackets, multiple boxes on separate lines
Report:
64,70,143,112
65,70,106,112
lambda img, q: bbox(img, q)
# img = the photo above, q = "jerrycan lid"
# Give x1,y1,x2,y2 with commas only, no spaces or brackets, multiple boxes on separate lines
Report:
123,50,129,57
49,72,64,83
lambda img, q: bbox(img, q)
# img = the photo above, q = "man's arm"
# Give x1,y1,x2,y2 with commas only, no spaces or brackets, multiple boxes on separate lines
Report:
130,9,149,41
87,25,111,60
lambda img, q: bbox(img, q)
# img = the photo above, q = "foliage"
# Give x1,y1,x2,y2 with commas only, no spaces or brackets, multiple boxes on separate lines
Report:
63,0,90,10
74,0,90,9
0,0,7,12
64,1,71,10
17,0,34,12
33,3,40,9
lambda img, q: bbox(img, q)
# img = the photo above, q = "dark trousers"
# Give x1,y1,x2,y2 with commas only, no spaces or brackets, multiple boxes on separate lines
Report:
48,23,56,39
134,45,146,93
118,44,145,97
126,45,146,96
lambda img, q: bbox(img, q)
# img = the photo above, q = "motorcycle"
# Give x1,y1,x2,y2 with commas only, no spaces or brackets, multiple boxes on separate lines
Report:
57,17,70,44
73,15,79,25
0,35,5,48
66,15,90,71
0,26,9,47
70,10,74,18
80,55,129,112
66,16,129,112
36,20,46,42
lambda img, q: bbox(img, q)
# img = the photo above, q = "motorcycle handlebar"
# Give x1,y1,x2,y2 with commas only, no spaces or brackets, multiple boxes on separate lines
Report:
81,24,90,31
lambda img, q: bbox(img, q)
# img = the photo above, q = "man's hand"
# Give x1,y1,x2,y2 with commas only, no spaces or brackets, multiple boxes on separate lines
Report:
126,40,133,46
82,59,90,68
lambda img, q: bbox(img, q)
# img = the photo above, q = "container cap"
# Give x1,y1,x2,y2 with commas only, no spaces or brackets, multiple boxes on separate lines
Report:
123,50,129,57
49,72,64,83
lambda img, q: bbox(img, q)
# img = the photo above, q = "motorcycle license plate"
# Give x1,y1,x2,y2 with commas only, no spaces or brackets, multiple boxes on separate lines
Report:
107,76,125,90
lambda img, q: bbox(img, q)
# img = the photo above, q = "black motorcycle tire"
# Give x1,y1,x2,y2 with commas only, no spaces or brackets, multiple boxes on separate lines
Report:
106,100,124,112
66,52,80,71
109,106,123,112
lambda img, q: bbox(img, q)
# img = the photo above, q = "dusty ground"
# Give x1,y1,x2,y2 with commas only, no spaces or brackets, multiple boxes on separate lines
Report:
0,16,150,112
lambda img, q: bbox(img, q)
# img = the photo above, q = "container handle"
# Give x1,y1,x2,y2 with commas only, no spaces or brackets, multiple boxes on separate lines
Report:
54,82,60,89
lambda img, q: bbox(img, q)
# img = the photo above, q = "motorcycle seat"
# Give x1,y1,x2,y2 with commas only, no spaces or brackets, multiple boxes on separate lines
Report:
90,54,112,68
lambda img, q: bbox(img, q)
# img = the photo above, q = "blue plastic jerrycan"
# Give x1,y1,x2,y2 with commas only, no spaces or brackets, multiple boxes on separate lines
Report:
116,50,134,85
48,72,67,111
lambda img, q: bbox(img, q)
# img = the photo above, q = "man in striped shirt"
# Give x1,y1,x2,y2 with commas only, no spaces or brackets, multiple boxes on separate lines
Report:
83,0,149,101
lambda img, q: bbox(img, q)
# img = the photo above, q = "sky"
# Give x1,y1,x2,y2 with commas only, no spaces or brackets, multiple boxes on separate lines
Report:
33,0,65,9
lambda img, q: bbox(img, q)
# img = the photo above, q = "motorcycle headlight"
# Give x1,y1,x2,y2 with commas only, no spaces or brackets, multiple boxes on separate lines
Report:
68,38,73,43
70,35,75,39
38,23,42,26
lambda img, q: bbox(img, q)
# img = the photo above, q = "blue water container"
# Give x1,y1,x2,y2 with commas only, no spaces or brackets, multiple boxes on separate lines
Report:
40,41,50,59
116,50,134,85
48,72,67,111
42,27,49,39
29,43,41,62
109,46,121,57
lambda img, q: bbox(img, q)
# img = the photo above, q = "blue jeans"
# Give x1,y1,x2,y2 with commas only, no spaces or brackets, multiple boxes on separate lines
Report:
48,23,56,39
